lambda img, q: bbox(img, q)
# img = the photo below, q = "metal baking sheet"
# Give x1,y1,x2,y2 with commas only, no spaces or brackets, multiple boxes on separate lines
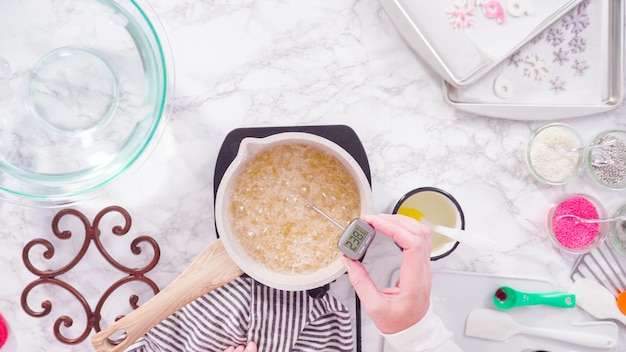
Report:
443,0,624,120
379,0,584,87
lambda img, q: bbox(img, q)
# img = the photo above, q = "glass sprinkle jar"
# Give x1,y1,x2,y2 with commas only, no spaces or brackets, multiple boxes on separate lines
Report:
609,204,626,256
587,130,626,190
527,123,585,185
547,194,607,254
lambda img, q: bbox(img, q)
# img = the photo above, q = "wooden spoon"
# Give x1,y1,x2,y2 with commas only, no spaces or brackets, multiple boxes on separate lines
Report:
91,239,243,352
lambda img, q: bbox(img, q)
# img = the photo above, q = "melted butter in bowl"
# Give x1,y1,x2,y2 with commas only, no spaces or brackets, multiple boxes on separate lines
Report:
392,187,465,260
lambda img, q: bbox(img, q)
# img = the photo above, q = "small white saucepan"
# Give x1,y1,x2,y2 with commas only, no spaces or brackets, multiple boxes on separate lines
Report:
91,132,374,352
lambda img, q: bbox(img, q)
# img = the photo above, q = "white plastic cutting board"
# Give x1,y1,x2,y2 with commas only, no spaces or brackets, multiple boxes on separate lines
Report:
383,270,618,352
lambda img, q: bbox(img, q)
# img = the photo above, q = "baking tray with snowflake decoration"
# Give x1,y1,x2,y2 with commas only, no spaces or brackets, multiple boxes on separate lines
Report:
379,0,585,87
443,0,624,120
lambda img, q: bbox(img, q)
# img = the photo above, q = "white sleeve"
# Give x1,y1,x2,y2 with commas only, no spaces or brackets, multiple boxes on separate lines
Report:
380,305,463,352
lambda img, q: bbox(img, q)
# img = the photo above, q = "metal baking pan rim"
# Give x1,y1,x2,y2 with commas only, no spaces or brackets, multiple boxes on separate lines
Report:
379,0,584,88
442,81,624,121
442,0,624,120
442,91,623,120
378,0,469,87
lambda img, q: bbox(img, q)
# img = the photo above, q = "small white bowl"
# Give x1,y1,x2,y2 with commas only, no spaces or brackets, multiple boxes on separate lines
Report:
392,187,465,260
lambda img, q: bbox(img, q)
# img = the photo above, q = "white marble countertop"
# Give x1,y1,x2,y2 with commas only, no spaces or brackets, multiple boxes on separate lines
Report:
1,0,626,351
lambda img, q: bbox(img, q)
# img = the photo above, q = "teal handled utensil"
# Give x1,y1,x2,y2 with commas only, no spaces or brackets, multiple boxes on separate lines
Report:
493,286,576,310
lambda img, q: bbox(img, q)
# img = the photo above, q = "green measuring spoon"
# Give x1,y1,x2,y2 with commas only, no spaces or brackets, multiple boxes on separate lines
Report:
493,286,576,310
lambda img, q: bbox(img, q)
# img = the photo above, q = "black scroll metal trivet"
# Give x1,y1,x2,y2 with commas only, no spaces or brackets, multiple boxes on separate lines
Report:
20,205,161,345
213,125,371,352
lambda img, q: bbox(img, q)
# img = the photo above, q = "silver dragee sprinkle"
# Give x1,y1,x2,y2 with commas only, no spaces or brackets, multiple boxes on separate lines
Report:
591,135,626,187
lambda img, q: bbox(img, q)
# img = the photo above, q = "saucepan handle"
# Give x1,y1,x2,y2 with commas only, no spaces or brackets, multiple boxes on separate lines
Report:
91,239,243,352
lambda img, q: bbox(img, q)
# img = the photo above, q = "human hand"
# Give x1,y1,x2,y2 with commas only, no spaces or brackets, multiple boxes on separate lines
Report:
223,341,257,352
341,214,433,334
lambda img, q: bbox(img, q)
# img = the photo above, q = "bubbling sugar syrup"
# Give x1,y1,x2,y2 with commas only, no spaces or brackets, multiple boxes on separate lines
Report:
230,144,360,274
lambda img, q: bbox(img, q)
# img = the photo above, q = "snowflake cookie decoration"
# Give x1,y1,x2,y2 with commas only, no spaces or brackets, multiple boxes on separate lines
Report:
552,47,570,66
448,0,475,28
549,76,566,93
562,3,590,34
524,53,551,81
507,51,524,67
546,27,565,47
568,36,587,54
578,0,591,10
531,32,544,45
571,59,589,76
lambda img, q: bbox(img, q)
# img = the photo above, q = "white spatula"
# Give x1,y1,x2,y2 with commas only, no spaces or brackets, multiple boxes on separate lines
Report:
465,308,616,348
570,277,626,326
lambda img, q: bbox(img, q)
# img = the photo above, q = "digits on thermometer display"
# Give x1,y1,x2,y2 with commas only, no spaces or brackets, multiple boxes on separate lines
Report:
338,218,376,260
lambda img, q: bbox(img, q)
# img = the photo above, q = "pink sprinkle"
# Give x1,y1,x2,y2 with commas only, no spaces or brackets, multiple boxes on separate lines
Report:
551,196,600,250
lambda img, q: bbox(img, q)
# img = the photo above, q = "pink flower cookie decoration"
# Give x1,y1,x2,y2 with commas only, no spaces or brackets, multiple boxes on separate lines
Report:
448,0,476,29
483,0,505,24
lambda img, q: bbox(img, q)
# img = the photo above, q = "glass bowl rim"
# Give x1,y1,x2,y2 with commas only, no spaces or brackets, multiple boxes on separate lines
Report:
0,0,174,206
609,204,626,256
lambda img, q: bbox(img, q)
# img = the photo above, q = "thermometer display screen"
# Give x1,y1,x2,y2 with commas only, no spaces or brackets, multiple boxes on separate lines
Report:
343,225,368,252
338,218,375,260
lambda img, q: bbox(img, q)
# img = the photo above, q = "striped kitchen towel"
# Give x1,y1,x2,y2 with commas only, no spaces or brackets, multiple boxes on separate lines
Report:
125,276,353,352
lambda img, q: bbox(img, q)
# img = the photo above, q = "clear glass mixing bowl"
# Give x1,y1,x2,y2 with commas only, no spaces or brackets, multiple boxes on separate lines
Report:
0,0,173,206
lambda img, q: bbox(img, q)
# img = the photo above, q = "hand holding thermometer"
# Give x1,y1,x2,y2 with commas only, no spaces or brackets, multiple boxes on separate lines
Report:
306,201,376,260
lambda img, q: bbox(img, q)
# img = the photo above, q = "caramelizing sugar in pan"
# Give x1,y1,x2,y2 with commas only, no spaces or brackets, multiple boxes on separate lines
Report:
230,144,360,274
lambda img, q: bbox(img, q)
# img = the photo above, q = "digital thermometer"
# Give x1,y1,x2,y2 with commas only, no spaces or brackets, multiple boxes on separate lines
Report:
306,202,376,260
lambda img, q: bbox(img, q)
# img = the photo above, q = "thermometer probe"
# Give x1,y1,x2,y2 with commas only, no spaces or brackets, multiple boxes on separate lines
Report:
306,201,375,260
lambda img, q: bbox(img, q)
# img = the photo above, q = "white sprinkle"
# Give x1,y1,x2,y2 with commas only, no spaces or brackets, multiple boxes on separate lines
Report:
529,126,580,183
